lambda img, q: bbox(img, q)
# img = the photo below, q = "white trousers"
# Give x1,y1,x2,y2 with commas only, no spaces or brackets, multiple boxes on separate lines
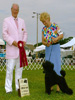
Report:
5,57,23,93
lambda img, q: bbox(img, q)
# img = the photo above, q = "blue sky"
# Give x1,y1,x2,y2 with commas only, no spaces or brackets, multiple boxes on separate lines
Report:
0,0,75,44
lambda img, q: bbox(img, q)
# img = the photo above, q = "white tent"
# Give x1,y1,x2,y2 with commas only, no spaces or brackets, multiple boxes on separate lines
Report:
0,39,5,45
34,37,75,52
34,45,74,58
61,48,73,57
60,38,75,57
34,45,45,52
60,37,75,48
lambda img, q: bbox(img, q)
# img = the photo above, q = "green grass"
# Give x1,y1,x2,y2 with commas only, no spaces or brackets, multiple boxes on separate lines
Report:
0,68,75,100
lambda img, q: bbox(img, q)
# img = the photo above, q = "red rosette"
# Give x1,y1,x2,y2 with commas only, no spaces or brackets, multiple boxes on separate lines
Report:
18,41,28,67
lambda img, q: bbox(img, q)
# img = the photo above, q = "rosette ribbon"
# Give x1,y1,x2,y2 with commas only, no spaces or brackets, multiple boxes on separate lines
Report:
18,41,28,67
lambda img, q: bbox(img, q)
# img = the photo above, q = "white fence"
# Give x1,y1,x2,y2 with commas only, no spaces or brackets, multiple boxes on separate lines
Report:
0,57,75,71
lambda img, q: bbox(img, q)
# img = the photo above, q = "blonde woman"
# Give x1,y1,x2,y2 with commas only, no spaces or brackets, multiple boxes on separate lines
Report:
40,12,63,92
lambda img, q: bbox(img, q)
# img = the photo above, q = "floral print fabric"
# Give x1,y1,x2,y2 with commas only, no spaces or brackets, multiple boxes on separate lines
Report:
42,23,59,44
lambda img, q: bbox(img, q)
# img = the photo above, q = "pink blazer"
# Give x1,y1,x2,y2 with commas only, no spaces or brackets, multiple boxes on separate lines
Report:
3,16,27,59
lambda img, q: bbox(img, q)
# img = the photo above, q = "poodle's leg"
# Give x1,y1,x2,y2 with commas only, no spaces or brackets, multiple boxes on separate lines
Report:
45,76,51,95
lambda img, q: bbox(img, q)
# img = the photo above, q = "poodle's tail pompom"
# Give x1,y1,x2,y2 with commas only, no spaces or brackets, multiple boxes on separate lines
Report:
60,70,66,77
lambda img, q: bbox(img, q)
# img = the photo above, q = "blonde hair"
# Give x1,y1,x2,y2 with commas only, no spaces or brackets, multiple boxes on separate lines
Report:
40,12,50,22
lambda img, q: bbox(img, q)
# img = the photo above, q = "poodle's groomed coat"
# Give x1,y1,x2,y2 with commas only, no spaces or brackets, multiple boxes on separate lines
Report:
42,61,73,95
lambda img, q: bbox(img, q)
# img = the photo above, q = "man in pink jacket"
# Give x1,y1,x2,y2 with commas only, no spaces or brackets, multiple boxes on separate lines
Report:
3,3,27,93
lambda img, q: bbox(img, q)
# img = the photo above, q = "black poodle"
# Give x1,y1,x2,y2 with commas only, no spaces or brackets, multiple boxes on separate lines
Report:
42,60,73,95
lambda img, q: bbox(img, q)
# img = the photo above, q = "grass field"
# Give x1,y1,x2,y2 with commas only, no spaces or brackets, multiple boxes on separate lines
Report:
0,68,75,100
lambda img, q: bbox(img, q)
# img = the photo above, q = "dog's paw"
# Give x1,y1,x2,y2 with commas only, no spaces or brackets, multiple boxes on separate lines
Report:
45,90,51,95
60,70,66,77
43,70,45,73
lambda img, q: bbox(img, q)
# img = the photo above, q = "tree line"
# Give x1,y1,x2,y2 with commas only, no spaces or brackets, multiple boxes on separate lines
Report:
34,37,73,47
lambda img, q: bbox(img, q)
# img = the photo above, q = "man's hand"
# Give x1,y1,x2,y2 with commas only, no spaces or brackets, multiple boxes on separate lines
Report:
23,41,26,47
12,41,18,47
